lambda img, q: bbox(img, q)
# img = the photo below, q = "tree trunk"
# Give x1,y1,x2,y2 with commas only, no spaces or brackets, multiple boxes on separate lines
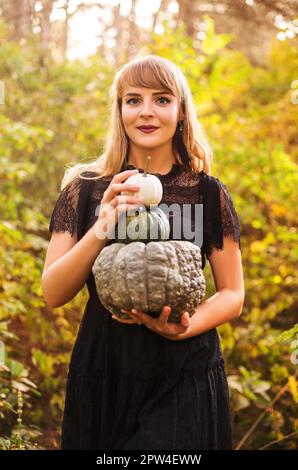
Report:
10,0,32,40
127,0,138,60
113,1,123,68
39,0,55,66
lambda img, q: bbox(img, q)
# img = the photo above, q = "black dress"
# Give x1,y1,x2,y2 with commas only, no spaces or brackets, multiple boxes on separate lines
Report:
48,162,241,450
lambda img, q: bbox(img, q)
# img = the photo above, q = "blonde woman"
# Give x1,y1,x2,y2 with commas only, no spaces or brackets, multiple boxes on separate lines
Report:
42,55,245,450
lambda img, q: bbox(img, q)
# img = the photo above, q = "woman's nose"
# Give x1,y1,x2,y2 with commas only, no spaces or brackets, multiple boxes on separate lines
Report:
140,102,154,116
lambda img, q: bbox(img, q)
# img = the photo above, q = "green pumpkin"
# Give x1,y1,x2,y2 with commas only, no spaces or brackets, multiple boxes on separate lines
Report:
92,240,206,323
115,205,170,243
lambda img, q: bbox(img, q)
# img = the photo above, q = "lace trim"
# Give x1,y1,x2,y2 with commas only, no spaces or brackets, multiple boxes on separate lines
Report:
219,181,241,240
49,175,83,236
202,176,241,259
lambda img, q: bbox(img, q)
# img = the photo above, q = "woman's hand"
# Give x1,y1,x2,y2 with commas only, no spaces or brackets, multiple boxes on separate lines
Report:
94,169,143,243
112,306,192,340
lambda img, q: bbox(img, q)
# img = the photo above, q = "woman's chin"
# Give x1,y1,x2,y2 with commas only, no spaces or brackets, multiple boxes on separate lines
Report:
132,137,167,148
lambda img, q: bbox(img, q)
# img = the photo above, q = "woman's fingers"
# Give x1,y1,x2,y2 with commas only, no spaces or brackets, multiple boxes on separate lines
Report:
159,306,171,323
112,169,139,183
159,308,190,333
110,194,144,209
117,307,191,333
98,169,144,233
181,312,190,329
118,309,142,325
115,204,144,220
104,169,140,202
112,314,140,325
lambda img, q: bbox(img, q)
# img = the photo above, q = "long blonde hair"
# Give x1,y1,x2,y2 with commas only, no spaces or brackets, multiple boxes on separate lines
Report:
61,54,213,189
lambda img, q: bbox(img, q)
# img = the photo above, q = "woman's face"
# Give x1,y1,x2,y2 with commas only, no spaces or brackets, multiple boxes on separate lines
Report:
121,86,181,149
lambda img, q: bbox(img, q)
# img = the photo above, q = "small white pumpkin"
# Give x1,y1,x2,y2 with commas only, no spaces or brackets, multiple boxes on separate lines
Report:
121,156,163,207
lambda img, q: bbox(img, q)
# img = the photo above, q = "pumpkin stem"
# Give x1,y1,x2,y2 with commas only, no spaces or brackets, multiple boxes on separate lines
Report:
144,156,151,177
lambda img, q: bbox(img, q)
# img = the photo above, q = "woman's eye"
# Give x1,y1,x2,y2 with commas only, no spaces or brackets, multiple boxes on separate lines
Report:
126,97,170,105
158,97,170,104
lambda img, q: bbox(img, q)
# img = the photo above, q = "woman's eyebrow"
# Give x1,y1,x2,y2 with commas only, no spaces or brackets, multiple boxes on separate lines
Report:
124,91,172,97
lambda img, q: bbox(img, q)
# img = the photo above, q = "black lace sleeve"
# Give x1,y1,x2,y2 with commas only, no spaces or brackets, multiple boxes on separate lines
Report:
49,175,83,237
202,174,241,261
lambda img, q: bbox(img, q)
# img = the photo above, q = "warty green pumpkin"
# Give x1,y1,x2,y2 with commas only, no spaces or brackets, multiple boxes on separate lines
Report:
115,205,170,243
92,240,206,323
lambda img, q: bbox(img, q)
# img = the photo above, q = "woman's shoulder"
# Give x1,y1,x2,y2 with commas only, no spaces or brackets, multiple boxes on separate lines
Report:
198,171,234,200
56,171,102,206
199,171,223,186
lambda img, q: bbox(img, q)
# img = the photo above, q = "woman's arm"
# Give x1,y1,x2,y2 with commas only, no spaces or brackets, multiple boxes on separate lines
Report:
42,168,142,309
168,236,245,341
41,223,106,308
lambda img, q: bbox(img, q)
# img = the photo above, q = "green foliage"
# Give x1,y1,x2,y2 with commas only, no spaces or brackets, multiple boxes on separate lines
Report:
0,15,297,450
277,324,298,343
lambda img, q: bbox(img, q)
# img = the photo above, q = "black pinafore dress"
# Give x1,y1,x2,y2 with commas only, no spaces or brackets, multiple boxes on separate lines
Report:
48,163,241,450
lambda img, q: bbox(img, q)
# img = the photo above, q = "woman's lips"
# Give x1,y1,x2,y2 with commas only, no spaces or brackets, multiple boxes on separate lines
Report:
137,127,159,133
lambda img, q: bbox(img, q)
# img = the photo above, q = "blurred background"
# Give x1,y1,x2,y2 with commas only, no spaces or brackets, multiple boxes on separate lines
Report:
0,0,297,450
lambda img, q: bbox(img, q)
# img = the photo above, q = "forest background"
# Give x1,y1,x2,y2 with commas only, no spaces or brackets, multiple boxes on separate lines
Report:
0,0,297,450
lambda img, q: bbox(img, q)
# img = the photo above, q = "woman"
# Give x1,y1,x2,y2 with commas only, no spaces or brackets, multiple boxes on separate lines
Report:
42,54,245,450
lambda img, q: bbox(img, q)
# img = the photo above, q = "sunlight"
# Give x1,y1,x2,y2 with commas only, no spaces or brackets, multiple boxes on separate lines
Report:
51,0,168,60
49,0,297,60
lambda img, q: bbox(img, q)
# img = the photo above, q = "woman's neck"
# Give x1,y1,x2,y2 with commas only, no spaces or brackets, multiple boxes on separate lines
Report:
127,150,177,174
